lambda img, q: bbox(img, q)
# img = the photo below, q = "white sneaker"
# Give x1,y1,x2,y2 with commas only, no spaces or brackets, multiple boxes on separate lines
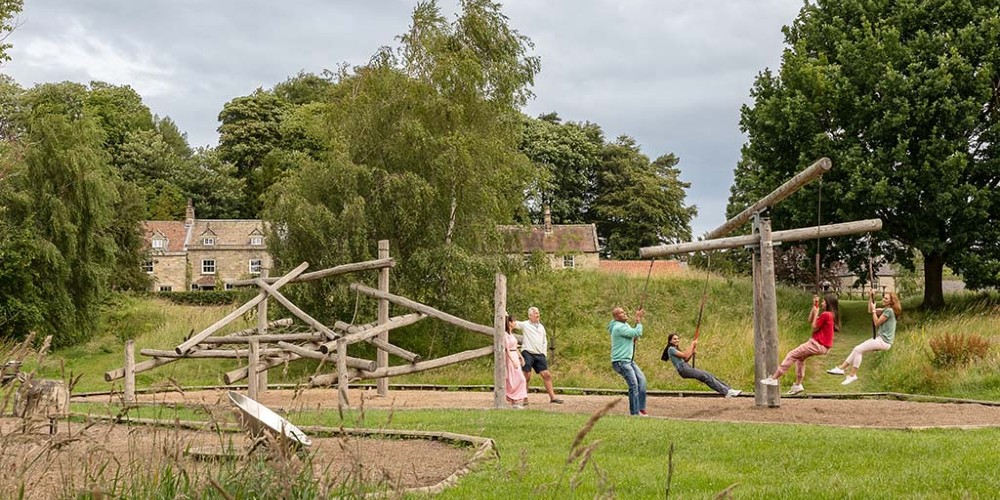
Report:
826,367,845,375
787,384,805,395
760,377,778,386
842,375,858,385
725,389,742,398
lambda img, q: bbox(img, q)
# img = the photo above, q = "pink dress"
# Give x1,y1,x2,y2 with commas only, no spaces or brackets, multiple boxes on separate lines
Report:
504,332,527,402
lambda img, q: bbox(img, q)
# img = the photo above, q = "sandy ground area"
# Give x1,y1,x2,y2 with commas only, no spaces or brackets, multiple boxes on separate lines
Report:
76,388,1000,429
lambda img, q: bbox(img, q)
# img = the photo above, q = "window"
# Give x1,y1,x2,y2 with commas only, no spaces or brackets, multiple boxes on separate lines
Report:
142,260,153,273
563,255,575,269
249,259,262,275
202,237,215,246
152,239,166,249
225,283,235,290
159,285,172,292
250,236,263,246
191,284,199,290
202,259,216,274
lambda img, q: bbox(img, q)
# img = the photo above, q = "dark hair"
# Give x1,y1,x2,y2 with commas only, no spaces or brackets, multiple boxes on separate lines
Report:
668,333,679,343
506,315,516,333
823,293,841,332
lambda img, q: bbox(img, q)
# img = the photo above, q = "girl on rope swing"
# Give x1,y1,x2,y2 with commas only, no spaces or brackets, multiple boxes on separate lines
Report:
663,333,742,398
760,293,840,395
826,292,901,385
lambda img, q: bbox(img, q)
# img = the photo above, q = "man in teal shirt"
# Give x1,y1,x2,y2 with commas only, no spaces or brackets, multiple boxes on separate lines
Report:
609,306,647,415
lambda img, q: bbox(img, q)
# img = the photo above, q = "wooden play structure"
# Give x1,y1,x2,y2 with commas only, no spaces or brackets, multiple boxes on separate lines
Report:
106,240,516,410
640,158,882,408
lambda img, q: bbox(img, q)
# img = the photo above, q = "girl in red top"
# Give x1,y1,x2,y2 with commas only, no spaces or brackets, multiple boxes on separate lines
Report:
760,293,840,395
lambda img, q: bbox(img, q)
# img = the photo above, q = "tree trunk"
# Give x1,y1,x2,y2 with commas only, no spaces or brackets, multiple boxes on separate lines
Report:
922,250,946,309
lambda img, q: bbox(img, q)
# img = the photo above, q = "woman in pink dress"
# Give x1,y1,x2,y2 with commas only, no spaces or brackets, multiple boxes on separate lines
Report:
505,315,528,408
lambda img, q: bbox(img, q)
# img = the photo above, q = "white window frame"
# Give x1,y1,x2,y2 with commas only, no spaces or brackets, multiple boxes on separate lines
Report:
202,259,216,274
225,283,235,290
249,258,262,275
142,260,153,273
152,239,166,249
250,236,263,246
203,237,216,246
159,285,172,292
563,255,575,269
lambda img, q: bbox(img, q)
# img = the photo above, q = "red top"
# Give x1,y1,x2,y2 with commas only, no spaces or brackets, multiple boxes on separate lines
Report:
812,310,835,348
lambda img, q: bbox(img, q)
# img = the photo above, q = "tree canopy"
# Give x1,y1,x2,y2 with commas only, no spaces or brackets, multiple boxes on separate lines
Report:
733,0,1000,308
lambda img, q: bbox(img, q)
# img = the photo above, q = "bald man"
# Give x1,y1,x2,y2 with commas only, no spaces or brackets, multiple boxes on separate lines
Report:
609,306,647,416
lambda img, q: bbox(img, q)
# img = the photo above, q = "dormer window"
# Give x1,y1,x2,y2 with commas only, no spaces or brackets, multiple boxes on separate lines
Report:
203,237,215,246
152,239,166,249
250,236,263,246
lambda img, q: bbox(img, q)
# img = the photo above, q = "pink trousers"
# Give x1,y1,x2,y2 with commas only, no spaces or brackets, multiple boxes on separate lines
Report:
774,338,829,383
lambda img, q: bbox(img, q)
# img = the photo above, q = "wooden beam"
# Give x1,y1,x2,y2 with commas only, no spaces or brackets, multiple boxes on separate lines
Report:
705,157,831,240
228,319,293,337
223,352,299,385
248,339,260,400
199,332,324,344
227,258,395,287
493,273,507,409
377,239,390,397
349,283,494,337
640,219,882,258
758,217,781,408
320,313,426,353
175,262,308,354
141,348,285,358
105,341,206,382
276,341,377,371
124,340,135,404
254,279,338,340
310,345,495,384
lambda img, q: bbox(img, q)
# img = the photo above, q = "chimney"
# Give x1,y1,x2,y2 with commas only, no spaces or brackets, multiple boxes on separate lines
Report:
185,198,195,227
543,205,552,233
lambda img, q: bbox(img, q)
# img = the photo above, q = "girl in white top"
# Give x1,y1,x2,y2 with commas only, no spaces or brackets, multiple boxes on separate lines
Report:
827,292,901,385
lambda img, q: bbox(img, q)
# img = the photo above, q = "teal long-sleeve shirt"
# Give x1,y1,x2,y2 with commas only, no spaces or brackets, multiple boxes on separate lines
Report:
609,320,643,362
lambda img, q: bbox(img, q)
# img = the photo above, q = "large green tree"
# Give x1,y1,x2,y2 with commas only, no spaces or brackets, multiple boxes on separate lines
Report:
733,0,1000,308
0,0,22,65
265,0,538,327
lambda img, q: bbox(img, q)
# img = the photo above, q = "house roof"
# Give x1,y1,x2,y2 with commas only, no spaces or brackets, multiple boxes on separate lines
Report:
143,221,188,253
599,260,685,276
189,220,267,247
500,224,599,254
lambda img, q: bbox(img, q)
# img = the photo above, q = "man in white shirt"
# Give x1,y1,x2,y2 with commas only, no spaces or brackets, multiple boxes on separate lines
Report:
514,306,564,404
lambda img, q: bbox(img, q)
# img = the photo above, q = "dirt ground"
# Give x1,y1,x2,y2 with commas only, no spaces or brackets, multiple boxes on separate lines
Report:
0,414,469,499
77,388,1000,429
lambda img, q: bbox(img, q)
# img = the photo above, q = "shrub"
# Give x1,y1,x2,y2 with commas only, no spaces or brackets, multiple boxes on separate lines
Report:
156,290,244,306
928,333,991,368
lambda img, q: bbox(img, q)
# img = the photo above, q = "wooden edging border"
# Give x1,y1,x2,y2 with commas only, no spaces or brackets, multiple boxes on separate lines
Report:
66,412,497,497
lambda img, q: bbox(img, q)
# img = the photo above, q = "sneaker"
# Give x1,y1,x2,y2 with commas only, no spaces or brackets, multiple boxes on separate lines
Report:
842,375,858,385
725,389,742,398
512,404,525,409
826,367,845,375
759,377,778,386
550,398,565,404
638,410,649,417
787,384,805,395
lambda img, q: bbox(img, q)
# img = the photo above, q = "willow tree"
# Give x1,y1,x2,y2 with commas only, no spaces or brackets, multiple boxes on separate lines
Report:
733,0,1000,308
265,0,538,326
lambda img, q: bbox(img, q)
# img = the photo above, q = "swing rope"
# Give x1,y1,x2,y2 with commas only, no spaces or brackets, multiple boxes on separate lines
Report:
815,177,823,294
689,252,712,368
634,259,655,362
868,236,877,339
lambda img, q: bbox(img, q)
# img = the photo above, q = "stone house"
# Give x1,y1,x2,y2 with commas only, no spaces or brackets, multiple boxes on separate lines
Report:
143,201,273,291
500,208,600,270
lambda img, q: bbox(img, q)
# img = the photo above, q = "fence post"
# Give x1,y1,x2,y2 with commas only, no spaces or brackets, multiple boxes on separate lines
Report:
124,339,136,405
377,240,390,397
248,339,260,400
256,268,269,395
493,273,507,409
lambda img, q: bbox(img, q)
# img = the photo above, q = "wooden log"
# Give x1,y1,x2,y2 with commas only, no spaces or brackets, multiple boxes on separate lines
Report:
248,339,260,400
199,333,325,344
321,313,426,353
257,268,270,396
351,345,494,380
276,341,377,371
141,348,285,358
493,273,507,409
752,245,767,408
337,338,349,412
640,219,882,258
349,283,494,337
758,217,781,408
124,340,135,405
377,239,390,397
226,318,293,337
223,352,300,385
105,338,206,382
254,279,338,340
368,337,421,363
175,262,309,354
705,157,831,240
227,258,396,287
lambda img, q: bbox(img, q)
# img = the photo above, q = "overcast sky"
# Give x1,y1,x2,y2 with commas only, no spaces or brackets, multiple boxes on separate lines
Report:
2,0,804,237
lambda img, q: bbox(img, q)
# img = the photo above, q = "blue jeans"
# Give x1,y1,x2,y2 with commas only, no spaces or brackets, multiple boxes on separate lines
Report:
612,360,647,415
676,364,730,395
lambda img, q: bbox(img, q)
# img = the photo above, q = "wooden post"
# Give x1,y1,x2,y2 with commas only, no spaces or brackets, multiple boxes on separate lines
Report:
493,273,507,409
337,338,349,413
124,340,135,405
758,215,781,408
248,339,260,400
256,268,269,395
377,240,390,397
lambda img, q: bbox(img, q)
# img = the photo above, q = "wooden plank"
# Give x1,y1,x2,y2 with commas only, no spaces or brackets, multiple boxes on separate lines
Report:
175,262,309,354
640,219,882,258
227,258,395,287
706,157,831,240
349,283,494,337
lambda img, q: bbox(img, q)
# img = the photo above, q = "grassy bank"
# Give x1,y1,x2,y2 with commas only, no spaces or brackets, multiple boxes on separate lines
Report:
24,268,1000,400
